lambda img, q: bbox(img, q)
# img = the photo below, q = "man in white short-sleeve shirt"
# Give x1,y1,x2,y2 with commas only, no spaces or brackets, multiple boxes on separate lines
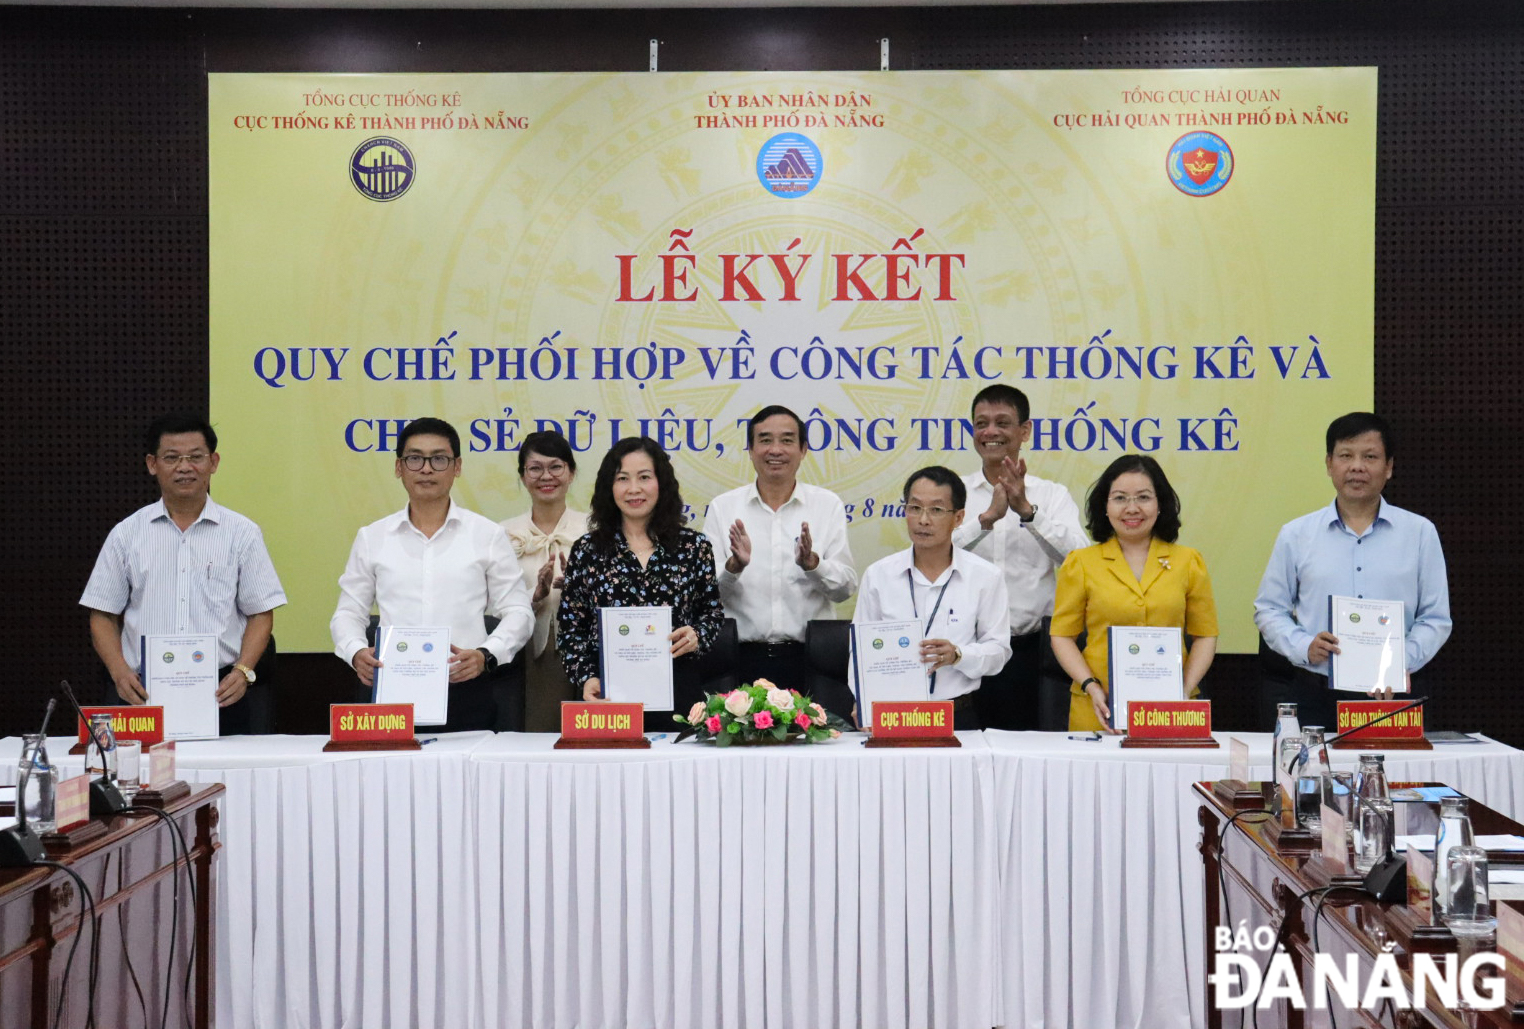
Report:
330,417,532,732
703,405,857,712
80,413,287,736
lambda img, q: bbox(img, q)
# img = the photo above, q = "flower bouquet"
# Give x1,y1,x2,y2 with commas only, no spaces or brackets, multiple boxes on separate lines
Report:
675,678,843,747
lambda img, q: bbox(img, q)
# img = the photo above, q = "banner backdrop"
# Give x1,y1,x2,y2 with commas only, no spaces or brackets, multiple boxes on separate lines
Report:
209,69,1376,654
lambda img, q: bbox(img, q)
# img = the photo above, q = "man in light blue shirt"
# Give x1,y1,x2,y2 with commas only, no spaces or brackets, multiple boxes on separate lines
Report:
1253,412,1450,729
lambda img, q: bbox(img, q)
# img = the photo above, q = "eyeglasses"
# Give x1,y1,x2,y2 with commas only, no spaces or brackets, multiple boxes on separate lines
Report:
905,503,955,520
401,454,456,472
157,452,210,468
1107,492,1157,507
524,461,569,479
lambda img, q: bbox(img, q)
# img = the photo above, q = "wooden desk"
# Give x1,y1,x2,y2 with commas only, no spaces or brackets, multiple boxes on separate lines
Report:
1196,781,1515,1029
0,784,222,1029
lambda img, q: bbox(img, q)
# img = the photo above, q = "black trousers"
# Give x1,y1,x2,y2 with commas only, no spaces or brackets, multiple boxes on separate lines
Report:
973,631,1044,731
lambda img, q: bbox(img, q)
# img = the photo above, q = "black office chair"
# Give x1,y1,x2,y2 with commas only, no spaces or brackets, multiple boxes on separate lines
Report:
1036,620,1073,732
242,634,279,734
804,619,856,723
695,617,740,698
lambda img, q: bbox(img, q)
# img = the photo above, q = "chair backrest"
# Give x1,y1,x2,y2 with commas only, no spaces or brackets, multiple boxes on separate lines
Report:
695,617,739,696
805,619,852,679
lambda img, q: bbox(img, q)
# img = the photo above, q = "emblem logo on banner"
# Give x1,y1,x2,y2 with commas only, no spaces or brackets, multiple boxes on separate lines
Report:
350,137,415,201
1167,131,1233,196
191,650,205,662
756,132,822,198
162,651,175,664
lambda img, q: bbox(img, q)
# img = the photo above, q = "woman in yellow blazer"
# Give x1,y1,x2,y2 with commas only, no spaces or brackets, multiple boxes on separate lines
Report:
1050,455,1218,732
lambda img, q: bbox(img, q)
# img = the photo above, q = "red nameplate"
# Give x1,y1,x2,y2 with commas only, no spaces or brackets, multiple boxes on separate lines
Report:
329,703,415,743
871,701,955,739
54,774,91,833
560,702,644,740
1335,701,1423,740
1126,700,1213,739
77,706,165,748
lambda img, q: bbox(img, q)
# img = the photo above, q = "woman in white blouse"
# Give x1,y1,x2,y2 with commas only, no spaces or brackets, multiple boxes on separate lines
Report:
500,431,589,731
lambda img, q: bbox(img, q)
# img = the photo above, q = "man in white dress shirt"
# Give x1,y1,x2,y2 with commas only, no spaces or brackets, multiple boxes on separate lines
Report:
952,385,1087,730
703,405,857,711
330,417,533,732
81,413,287,735
855,466,1012,731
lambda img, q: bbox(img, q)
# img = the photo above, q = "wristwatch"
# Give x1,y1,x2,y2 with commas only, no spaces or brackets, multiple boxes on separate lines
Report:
1080,676,1101,693
233,663,257,685
476,647,499,673
1019,504,1038,524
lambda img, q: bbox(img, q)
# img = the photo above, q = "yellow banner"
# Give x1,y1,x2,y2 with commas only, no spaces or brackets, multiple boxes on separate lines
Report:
210,69,1376,653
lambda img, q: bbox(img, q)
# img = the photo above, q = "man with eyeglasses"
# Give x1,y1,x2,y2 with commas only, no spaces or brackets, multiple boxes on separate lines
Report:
852,466,1011,731
80,413,287,734
952,385,1086,731
1253,412,1451,730
702,405,857,710
330,417,533,732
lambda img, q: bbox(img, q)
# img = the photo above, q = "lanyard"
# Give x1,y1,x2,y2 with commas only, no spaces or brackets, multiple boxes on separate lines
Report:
907,569,953,694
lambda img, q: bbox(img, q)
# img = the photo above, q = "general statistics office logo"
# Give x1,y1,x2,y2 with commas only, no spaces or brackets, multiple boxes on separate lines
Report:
162,652,175,664
756,132,822,198
350,137,415,201
1167,131,1233,197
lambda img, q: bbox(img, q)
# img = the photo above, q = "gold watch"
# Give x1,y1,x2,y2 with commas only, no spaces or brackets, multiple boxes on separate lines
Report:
233,663,257,685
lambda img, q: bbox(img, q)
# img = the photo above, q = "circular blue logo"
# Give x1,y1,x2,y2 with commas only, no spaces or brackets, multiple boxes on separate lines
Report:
756,133,822,199
897,636,911,649
351,137,415,202
422,642,434,653
1167,131,1233,197
191,650,205,663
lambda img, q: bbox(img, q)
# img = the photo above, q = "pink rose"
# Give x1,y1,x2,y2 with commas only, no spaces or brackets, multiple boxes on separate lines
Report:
687,701,706,725
752,677,776,691
794,711,812,729
753,710,775,730
705,714,722,734
810,702,827,726
724,691,752,718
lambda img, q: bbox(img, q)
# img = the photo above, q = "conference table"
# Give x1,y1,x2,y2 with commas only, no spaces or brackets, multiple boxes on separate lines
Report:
4,730,1520,1029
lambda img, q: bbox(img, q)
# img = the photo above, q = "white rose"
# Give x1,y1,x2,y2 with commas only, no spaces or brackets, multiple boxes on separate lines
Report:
766,688,795,712
751,677,776,691
724,691,753,718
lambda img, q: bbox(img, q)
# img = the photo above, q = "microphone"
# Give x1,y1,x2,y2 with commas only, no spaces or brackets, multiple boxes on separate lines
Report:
0,699,58,866
1282,697,1429,902
1284,696,1430,780
58,681,128,817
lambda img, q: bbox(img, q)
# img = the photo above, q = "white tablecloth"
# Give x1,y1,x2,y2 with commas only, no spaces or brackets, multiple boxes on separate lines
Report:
982,730,1524,1029
1,732,491,1029
469,732,1000,1029
5,730,1520,1029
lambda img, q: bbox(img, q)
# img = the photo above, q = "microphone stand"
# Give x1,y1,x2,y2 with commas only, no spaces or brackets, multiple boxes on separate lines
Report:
1281,696,1428,902
59,681,128,817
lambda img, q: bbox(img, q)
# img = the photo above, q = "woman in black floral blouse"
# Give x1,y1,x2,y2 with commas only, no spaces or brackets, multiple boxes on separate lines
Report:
557,436,724,714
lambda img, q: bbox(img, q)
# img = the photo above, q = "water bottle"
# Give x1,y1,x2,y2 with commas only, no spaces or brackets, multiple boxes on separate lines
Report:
1433,796,1475,923
1443,845,1496,937
1353,754,1393,873
1271,703,1300,810
18,733,57,834
85,712,118,779
1295,726,1329,832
